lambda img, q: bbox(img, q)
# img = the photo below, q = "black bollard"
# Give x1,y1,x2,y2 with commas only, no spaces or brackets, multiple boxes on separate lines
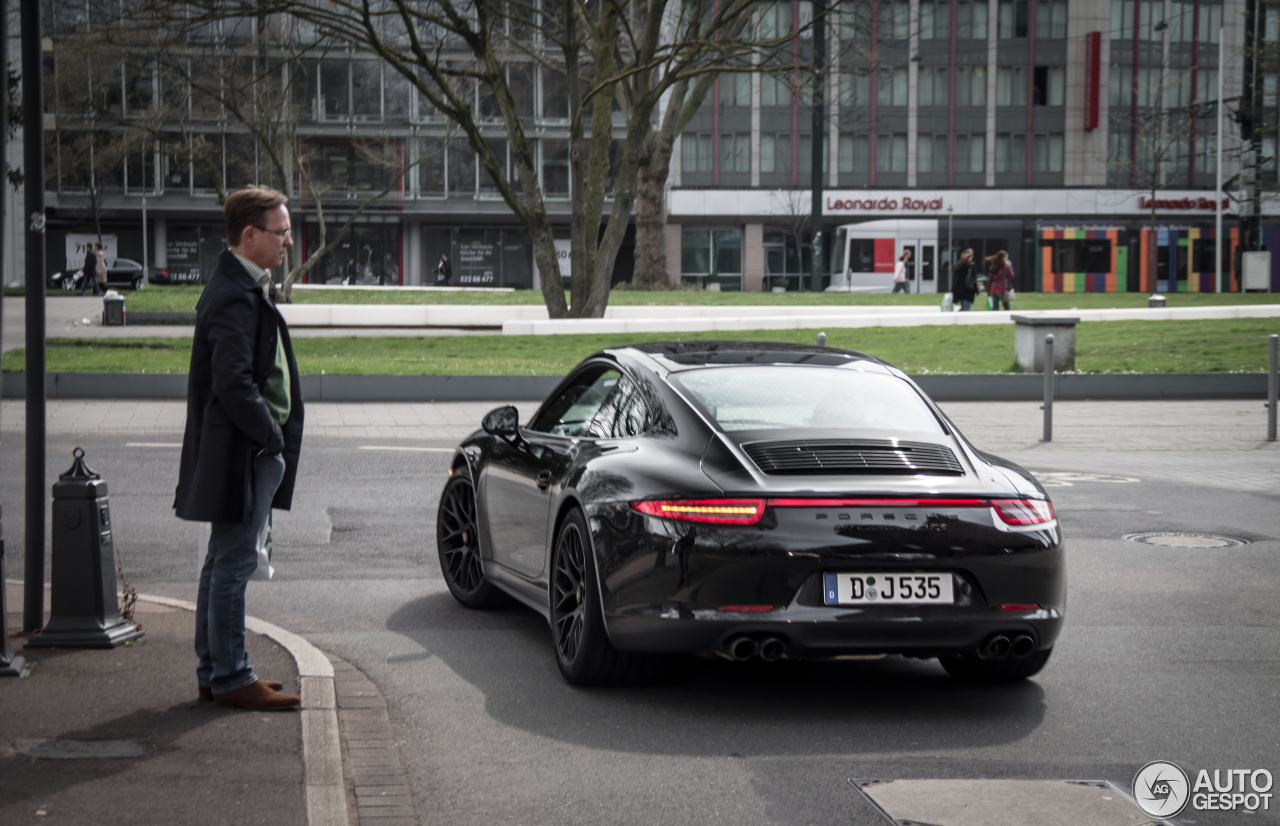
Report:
1,504,27,676
26,448,143,649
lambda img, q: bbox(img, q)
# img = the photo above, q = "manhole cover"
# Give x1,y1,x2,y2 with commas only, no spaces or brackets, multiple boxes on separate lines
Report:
1125,532,1249,548
13,739,145,760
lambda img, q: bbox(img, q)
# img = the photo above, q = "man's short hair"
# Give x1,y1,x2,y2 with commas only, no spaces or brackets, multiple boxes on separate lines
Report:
224,186,289,247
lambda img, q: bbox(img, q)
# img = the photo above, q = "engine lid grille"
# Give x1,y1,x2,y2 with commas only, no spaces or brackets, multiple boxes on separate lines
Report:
742,439,965,476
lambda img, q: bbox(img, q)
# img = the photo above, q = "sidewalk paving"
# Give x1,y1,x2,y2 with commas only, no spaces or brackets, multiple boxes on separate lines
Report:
1,582,307,826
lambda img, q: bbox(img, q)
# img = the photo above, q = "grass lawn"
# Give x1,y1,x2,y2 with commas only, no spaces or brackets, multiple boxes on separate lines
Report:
25,283,1280,313
5,319,1277,375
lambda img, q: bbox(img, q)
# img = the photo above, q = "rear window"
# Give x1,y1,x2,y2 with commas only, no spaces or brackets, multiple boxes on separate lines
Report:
673,366,944,433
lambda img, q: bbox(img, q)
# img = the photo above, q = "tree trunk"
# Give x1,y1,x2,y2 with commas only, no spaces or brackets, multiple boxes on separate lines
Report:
633,131,675,290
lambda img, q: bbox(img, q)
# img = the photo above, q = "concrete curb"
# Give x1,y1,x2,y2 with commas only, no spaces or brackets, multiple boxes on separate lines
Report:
136,593,349,826
1,370,1270,401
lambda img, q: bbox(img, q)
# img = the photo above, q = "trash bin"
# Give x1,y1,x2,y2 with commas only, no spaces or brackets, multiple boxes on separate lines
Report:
103,291,126,326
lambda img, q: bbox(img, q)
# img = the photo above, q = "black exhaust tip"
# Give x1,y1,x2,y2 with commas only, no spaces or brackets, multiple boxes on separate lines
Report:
726,636,758,661
758,637,786,662
981,634,1012,659
1010,634,1036,658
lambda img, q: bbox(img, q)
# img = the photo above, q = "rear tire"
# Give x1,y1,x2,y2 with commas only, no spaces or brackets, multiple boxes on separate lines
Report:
436,467,498,608
940,648,1052,682
550,508,658,686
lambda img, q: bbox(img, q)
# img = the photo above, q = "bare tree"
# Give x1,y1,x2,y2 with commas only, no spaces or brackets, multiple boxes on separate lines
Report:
130,0,787,317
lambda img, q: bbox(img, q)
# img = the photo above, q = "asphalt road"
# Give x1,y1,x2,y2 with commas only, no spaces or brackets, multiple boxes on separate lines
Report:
2,422,1278,825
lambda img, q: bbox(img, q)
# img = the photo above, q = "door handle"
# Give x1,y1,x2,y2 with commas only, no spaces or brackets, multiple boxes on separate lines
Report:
536,470,553,491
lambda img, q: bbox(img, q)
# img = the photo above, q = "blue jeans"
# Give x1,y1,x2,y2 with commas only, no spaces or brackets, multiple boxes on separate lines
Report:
959,300,973,311
891,282,909,293
196,453,285,694
990,292,1010,310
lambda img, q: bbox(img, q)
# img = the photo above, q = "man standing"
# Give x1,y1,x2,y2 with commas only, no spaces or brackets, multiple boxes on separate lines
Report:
78,242,98,295
174,186,305,711
436,253,451,285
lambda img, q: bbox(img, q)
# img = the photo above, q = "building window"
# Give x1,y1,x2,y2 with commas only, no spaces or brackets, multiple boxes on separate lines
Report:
955,133,986,172
761,73,792,107
878,0,911,39
995,133,1027,172
876,134,908,173
1195,70,1218,103
542,68,568,120
998,0,1028,38
918,67,949,106
720,73,751,107
760,2,794,39
542,138,570,195
419,137,446,195
997,67,1027,106
917,134,948,174
351,61,382,120
1032,133,1064,172
1140,0,1165,40
1197,4,1222,41
682,228,743,287
877,67,908,107
839,69,871,106
682,132,713,174
447,137,476,197
1035,0,1067,38
956,66,987,106
839,133,871,172
1109,65,1131,107
761,133,792,174
720,133,750,173
840,0,874,38
919,0,951,39
1033,66,1065,105
319,60,349,120
956,0,989,37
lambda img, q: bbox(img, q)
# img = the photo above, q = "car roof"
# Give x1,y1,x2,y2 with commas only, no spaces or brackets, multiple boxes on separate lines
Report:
609,341,889,373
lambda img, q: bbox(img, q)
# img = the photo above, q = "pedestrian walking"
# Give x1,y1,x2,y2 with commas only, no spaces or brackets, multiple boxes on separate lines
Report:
94,243,108,293
952,248,977,311
985,250,1014,311
78,242,98,295
174,185,305,711
891,249,911,294
436,253,451,286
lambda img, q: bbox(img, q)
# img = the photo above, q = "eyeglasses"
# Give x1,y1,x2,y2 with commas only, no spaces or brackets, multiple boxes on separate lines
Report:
254,225,292,240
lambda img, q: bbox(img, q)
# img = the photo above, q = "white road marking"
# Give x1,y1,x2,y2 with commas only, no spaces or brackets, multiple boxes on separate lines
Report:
358,446,454,453
125,442,183,447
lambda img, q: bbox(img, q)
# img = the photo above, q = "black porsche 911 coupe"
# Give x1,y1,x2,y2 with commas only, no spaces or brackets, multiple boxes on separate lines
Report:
436,341,1064,686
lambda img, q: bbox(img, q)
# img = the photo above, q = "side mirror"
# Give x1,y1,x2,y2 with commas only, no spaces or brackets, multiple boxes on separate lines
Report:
482,405,520,440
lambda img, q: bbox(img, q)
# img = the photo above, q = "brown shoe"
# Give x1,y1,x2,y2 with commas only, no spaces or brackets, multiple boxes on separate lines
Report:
213,680,301,711
199,680,283,702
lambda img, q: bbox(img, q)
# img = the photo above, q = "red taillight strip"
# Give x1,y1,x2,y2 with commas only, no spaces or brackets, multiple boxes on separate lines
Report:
767,497,989,508
631,499,766,525
991,499,1057,526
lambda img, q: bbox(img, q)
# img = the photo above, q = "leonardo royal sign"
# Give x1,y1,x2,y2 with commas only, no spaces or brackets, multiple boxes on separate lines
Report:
826,196,945,213
1139,196,1229,210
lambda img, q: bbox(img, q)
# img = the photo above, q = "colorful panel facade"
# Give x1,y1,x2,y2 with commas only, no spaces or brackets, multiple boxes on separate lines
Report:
1139,227,1239,293
1037,228,1125,293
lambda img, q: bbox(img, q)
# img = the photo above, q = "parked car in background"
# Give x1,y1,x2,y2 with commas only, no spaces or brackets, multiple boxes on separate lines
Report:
47,258,166,291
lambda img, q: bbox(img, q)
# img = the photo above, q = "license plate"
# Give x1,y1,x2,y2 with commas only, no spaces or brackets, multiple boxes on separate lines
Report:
823,573,954,605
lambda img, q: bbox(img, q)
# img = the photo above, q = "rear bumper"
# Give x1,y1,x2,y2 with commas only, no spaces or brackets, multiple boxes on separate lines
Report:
605,604,1063,659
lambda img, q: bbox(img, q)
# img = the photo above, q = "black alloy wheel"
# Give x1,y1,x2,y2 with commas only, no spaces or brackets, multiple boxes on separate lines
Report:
550,508,658,685
436,468,497,608
939,648,1052,682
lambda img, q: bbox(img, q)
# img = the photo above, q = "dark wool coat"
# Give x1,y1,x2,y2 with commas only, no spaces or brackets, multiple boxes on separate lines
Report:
174,250,304,524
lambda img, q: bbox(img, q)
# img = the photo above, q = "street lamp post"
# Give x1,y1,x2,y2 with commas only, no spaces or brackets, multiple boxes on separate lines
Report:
1215,27,1224,293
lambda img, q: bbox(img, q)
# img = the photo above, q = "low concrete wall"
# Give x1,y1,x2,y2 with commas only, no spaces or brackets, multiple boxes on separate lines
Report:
2,371,1268,402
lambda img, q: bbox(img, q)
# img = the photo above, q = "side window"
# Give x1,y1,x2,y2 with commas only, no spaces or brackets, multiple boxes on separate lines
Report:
590,375,678,439
529,369,621,437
